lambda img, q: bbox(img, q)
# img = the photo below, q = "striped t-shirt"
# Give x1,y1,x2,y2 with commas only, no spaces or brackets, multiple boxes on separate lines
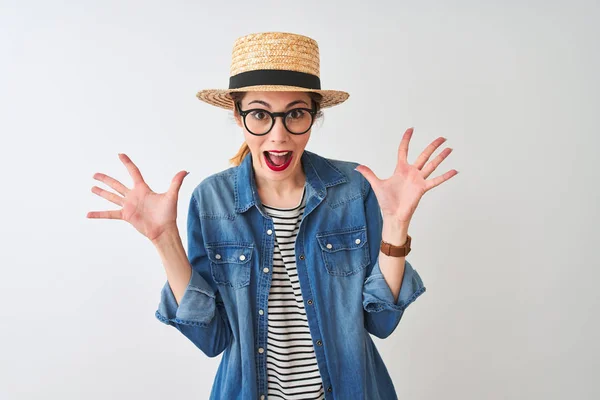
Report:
262,186,325,400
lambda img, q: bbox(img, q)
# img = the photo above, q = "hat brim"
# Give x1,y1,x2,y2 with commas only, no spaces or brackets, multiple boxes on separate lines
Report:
196,85,349,110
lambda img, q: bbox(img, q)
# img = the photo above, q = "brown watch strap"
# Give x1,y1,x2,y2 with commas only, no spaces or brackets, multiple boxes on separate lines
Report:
380,234,412,257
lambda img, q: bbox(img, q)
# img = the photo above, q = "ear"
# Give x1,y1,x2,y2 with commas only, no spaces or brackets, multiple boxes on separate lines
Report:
232,105,243,128
234,114,244,128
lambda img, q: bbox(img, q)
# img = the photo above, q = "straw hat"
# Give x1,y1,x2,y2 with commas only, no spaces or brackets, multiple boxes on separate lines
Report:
196,32,350,110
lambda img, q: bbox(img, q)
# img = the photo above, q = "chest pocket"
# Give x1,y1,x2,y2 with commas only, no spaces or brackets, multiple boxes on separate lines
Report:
206,243,253,289
316,226,370,276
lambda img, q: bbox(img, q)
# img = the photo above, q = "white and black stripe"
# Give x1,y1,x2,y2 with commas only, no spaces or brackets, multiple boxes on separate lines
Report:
262,187,325,400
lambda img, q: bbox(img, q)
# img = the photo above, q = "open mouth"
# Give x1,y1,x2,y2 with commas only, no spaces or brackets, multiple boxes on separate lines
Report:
263,151,293,171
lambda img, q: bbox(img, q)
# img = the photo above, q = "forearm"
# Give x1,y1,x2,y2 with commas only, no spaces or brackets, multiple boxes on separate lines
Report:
152,227,192,305
379,218,410,303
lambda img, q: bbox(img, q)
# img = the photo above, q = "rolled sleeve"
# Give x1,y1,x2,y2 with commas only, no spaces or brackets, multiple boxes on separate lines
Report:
362,259,426,338
155,268,217,327
363,258,426,313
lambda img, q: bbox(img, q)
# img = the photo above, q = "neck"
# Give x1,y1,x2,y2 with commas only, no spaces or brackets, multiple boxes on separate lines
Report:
255,167,305,194
253,162,306,204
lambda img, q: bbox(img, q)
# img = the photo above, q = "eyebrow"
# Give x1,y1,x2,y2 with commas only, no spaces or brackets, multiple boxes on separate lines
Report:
247,99,309,109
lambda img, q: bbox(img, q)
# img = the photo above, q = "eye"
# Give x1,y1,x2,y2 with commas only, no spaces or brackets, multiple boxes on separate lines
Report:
249,110,269,121
287,109,306,120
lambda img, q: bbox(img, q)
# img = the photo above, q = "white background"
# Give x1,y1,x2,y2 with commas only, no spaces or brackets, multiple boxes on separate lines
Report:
1,0,599,399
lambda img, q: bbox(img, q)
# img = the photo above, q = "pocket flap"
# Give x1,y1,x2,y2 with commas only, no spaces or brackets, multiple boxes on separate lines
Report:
316,227,368,253
206,243,253,264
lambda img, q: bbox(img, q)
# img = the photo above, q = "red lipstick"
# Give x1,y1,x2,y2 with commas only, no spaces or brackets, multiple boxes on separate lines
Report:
264,150,293,172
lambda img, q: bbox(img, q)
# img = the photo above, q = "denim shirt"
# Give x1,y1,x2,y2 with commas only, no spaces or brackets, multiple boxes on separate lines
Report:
155,149,426,400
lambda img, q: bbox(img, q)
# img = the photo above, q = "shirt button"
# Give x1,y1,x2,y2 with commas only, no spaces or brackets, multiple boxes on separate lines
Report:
267,229,273,235
215,254,221,260
260,396,265,400
326,243,333,249
307,299,313,305
355,238,361,244
259,309,264,315
258,347,264,354
327,386,332,392
316,340,322,346
263,267,269,273
299,254,305,260
239,255,246,261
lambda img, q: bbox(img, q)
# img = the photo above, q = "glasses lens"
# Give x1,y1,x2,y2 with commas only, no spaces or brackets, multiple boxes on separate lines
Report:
245,110,273,135
285,109,313,134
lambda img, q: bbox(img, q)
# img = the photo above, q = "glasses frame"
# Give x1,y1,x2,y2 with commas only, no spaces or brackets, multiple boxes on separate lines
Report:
235,100,317,136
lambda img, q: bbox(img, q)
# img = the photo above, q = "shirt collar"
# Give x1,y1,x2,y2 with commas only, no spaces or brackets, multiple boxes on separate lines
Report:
234,149,348,214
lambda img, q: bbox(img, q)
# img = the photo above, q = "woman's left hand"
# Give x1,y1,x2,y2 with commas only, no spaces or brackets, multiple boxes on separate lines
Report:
355,127,458,224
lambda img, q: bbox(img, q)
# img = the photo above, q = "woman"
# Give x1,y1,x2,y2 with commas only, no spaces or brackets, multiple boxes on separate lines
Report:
88,32,457,400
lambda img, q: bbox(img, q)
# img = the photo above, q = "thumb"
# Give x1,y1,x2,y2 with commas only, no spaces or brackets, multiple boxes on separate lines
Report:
354,165,379,188
168,170,190,195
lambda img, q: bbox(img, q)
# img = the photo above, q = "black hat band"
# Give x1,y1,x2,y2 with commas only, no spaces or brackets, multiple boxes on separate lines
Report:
229,69,321,90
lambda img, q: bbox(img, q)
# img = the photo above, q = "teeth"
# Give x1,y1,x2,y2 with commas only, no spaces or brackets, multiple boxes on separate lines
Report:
268,151,290,156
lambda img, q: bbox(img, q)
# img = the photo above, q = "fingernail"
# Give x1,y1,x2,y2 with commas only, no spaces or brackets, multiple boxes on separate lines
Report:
186,171,190,176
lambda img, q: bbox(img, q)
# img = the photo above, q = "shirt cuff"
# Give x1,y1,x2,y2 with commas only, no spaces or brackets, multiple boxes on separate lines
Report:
155,268,217,327
363,259,426,313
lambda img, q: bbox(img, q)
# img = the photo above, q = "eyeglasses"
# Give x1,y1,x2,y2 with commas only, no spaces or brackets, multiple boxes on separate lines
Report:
235,101,317,136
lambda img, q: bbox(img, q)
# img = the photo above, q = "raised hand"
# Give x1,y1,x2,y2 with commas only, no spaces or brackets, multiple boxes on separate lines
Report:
354,127,458,224
87,153,190,242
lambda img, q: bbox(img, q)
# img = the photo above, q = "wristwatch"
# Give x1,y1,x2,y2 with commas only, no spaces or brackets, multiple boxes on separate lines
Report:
380,234,412,257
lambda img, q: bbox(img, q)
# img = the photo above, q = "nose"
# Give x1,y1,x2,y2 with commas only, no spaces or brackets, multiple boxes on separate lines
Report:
269,116,289,142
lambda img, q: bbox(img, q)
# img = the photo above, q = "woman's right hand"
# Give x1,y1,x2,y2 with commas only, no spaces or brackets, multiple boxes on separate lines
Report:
87,153,190,242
